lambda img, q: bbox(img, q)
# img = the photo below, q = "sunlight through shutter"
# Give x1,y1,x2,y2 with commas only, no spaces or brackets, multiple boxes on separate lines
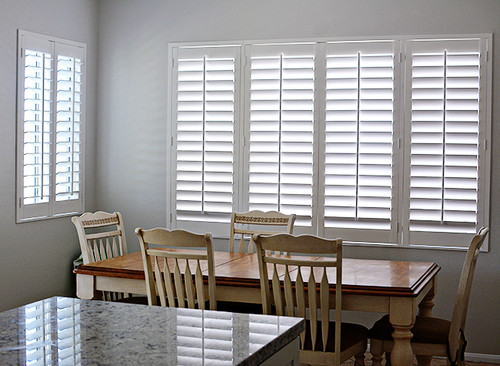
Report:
22,47,52,206
248,44,314,227
174,46,239,230
55,51,82,203
323,41,396,242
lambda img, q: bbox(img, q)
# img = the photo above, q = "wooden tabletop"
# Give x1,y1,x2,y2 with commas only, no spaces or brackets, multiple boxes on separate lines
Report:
74,251,440,297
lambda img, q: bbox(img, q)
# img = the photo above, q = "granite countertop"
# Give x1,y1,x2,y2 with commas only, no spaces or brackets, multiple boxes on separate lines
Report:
0,297,303,365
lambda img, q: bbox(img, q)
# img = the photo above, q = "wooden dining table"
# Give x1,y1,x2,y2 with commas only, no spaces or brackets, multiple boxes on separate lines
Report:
74,250,440,366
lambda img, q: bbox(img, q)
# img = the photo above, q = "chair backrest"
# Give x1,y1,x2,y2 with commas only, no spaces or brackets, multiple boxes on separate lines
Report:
254,233,343,365
229,210,296,253
72,211,128,265
448,227,489,359
136,227,216,310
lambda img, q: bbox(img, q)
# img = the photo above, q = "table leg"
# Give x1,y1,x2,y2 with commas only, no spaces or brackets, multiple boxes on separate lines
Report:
76,274,96,299
390,297,415,366
418,276,437,317
416,355,433,366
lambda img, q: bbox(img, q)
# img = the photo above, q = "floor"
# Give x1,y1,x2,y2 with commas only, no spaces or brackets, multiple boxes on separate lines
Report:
341,355,497,365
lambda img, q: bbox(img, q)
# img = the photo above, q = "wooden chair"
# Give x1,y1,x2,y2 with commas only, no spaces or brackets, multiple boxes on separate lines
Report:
136,227,216,310
72,211,128,264
72,211,141,302
368,227,489,366
254,233,367,366
229,210,296,253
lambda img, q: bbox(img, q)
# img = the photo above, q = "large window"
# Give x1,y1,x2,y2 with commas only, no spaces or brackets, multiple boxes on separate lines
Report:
168,35,491,249
16,30,86,222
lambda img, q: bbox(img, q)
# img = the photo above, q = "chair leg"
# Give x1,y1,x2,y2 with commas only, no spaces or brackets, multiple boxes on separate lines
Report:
370,339,384,366
416,355,433,366
354,352,365,366
385,352,391,366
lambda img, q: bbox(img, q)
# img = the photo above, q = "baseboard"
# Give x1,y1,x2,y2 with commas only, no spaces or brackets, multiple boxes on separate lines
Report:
465,352,500,363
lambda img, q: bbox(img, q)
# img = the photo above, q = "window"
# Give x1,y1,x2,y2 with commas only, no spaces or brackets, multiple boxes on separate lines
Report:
322,40,399,243
171,45,240,234
247,43,315,227
16,30,86,222
403,38,490,247
169,34,491,249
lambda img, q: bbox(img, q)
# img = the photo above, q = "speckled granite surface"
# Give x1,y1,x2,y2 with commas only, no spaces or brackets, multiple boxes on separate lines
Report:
0,297,303,365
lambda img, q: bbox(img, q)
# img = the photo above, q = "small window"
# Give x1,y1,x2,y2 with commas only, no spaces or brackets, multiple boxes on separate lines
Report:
16,30,86,222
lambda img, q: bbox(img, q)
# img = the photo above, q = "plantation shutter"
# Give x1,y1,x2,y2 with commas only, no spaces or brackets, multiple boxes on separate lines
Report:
322,41,397,243
173,46,240,235
405,38,488,247
17,31,85,222
247,44,315,228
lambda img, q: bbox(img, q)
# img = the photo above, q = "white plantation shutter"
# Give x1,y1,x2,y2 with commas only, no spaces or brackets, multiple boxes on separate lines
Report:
247,44,315,228
17,31,85,222
169,35,490,248
405,38,489,247
173,46,240,235
322,41,397,243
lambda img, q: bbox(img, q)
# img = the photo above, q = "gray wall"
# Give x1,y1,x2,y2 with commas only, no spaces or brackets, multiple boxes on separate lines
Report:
95,0,500,356
0,0,498,358
0,0,98,310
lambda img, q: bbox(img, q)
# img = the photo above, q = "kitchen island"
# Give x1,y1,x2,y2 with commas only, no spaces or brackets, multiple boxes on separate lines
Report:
0,297,303,365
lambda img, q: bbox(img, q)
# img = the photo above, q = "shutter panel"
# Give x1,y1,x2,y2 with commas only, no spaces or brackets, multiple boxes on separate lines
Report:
247,44,315,227
173,46,240,234
406,38,486,247
323,41,396,243
53,43,85,215
21,42,53,212
17,31,85,221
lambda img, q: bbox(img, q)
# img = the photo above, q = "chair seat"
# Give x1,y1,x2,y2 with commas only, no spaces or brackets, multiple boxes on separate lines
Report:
117,295,149,305
217,301,263,314
303,321,368,352
368,314,451,344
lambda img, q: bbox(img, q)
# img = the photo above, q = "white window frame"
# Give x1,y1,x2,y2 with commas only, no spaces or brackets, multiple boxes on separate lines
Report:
168,34,491,250
16,30,86,222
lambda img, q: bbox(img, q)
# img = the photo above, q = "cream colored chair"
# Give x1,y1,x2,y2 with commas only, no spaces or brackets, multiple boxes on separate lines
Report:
254,233,367,366
368,227,489,366
72,211,140,302
229,210,296,253
72,211,128,264
136,227,216,310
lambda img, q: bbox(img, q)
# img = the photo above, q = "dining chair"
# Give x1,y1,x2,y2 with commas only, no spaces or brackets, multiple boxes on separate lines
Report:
72,211,128,264
254,233,367,366
136,227,216,310
72,211,141,302
229,210,296,253
368,227,489,366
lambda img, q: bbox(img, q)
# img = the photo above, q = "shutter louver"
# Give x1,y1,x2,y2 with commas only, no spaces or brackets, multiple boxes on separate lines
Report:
248,44,314,227
323,41,395,242
407,39,483,244
55,55,82,202
174,47,239,230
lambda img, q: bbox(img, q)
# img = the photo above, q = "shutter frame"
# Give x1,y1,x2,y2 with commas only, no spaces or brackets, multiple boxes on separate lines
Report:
16,30,85,222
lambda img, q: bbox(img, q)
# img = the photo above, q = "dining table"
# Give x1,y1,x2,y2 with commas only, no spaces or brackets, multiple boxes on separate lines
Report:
74,250,441,366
